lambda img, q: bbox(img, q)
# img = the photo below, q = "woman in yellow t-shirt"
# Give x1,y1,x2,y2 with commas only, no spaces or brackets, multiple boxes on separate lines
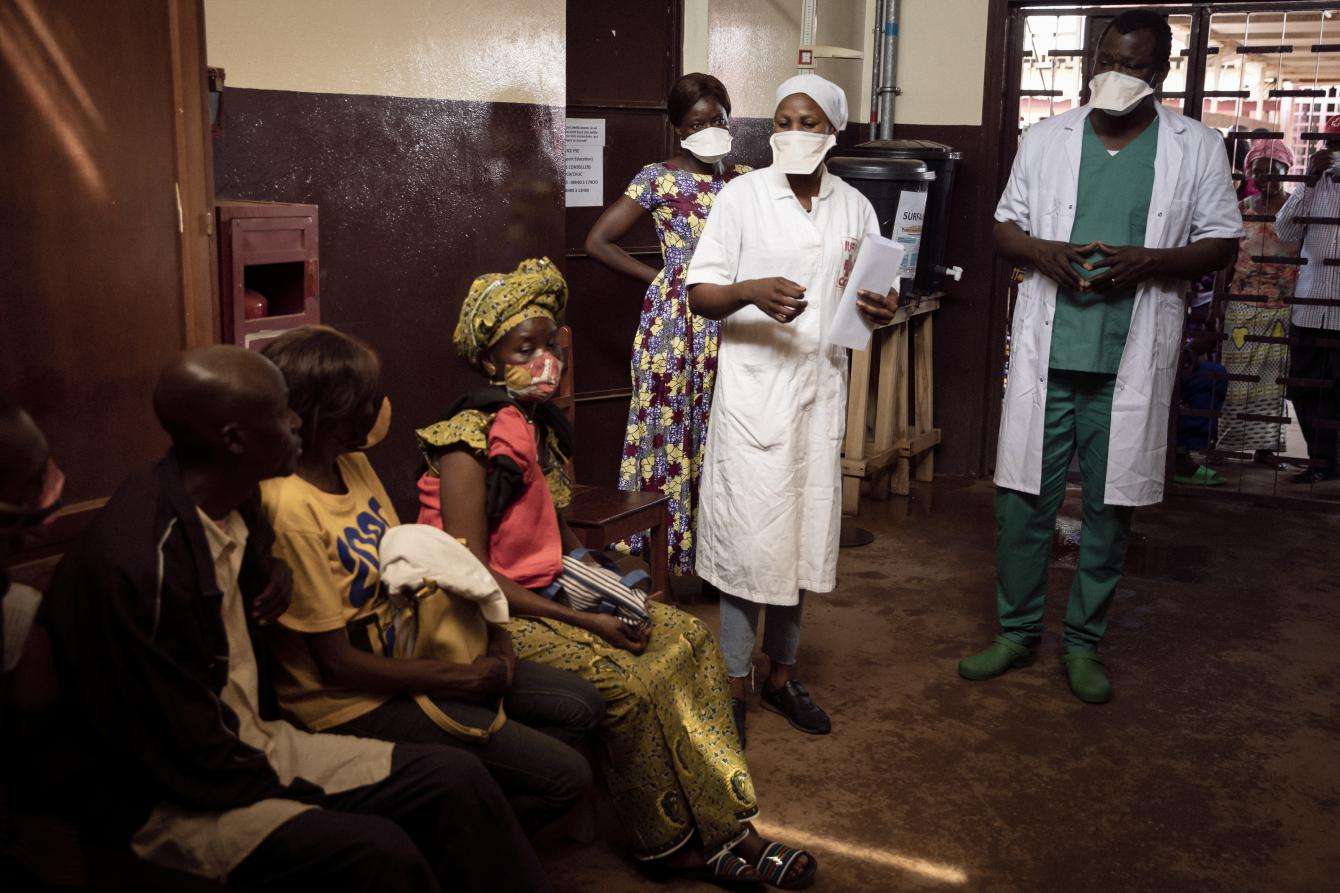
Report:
259,325,603,835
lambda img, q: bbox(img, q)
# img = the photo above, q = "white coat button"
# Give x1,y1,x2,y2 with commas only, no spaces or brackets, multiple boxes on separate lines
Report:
1158,211,1164,217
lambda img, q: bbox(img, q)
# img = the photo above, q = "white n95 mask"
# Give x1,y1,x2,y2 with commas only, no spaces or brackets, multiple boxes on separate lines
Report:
769,131,837,175
681,126,733,164
1088,70,1154,116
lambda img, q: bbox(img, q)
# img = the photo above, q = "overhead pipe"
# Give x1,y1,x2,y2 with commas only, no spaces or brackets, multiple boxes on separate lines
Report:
875,0,901,140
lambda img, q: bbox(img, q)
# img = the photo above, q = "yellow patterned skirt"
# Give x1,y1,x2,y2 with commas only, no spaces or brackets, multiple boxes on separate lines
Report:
506,601,757,858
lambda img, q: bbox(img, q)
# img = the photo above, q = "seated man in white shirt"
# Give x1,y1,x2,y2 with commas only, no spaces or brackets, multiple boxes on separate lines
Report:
43,346,548,893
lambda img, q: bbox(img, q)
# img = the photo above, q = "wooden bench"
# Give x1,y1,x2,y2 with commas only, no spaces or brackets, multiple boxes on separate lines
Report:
551,326,672,597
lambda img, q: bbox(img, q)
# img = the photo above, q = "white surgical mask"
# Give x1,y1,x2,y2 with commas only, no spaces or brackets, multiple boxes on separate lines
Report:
1088,70,1154,116
769,130,837,175
680,126,732,164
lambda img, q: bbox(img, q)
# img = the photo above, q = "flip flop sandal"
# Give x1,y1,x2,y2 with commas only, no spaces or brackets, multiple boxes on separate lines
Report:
1173,465,1225,486
695,850,761,886
753,841,817,890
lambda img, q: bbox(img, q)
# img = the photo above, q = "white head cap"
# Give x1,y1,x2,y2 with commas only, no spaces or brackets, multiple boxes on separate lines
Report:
774,73,848,133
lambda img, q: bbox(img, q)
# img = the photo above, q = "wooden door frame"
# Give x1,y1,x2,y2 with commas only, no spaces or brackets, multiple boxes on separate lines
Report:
169,0,219,348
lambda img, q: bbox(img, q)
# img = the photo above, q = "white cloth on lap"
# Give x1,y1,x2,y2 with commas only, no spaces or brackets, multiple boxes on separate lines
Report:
378,524,510,624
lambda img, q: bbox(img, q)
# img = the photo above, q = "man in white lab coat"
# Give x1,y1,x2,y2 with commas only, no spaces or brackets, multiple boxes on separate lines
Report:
958,11,1241,703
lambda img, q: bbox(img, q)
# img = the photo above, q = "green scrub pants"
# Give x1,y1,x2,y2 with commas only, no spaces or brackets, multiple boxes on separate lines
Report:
995,370,1134,651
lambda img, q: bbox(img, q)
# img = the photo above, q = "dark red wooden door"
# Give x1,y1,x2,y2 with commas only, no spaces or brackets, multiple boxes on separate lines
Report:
565,0,682,485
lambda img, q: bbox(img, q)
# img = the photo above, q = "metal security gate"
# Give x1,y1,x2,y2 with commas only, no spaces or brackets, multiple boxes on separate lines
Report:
1000,1,1340,504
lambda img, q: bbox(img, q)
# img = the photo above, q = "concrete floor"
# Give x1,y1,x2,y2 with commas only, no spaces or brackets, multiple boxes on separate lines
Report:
536,479,1340,892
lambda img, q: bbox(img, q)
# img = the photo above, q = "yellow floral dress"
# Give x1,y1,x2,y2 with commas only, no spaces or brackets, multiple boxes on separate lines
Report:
619,162,751,576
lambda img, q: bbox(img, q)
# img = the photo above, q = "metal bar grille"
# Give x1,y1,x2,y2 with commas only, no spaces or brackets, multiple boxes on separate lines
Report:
1020,89,1063,97
1271,89,1328,98
1206,371,1261,382
1226,131,1285,141
1249,255,1308,265
1205,450,1323,468
1235,45,1294,55
1232,173,1311,183
1202,90,1252,98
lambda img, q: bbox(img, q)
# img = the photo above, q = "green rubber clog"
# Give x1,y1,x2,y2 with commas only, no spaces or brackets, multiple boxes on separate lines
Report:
1060,650,1112,704
957,636,1035,681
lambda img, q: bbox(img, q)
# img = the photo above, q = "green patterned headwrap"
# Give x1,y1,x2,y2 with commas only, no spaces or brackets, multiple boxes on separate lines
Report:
453,257,568,371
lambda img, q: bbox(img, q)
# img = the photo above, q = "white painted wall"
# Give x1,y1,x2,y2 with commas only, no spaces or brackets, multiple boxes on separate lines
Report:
892,0,990,126
692,0,991,126
203,0,565,106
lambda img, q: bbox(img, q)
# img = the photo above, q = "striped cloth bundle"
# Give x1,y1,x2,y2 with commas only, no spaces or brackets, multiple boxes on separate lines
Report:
556,551,651,631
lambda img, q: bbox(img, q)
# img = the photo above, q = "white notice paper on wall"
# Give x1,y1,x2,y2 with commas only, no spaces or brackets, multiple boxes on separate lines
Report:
826,233,905,352
566,118,606,207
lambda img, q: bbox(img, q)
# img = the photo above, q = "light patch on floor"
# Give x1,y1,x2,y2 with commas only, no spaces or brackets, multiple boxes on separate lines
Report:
751,819,969,886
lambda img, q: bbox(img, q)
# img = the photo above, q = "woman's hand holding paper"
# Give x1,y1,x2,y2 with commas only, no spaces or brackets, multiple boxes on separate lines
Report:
856,287,899,326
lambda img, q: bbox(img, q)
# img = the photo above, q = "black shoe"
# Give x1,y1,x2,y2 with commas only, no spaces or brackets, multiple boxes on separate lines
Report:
760,680,831,735
1291,466,1337,484
731,697,748,749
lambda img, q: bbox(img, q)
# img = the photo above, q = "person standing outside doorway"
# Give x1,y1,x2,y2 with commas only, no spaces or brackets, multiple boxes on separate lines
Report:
959,11,1241,703
1274,117,1340,485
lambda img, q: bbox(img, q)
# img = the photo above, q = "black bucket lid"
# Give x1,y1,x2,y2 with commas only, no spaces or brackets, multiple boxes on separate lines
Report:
828,156,935,182
853,139,964,161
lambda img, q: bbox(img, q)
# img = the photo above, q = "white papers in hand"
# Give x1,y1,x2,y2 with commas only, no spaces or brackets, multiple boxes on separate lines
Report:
826,233,904,351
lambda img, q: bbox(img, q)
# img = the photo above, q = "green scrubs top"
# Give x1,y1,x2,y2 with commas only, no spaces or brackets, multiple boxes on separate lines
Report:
1049,116,1159,374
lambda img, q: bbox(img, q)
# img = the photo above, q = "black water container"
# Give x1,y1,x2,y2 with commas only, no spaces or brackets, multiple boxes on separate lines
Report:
846,139,962,295
827,156,935,296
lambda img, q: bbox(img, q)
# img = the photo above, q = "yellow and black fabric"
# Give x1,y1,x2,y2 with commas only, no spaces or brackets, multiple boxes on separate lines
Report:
416,387,573,516
452,257,567,372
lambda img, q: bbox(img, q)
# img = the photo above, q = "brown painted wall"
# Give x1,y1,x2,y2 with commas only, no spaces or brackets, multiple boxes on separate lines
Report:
213,87,564,519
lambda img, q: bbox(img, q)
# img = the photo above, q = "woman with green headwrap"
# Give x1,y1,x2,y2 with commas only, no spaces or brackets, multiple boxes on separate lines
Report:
414,258,817,889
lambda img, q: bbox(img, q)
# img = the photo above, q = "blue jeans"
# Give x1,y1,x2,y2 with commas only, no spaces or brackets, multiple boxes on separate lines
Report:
718,593,804,679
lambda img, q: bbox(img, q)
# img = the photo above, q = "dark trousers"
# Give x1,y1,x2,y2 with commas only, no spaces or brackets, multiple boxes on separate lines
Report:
331,660,601,833
1178,361,1228,451
1289,325,1340,468
227,744,549,893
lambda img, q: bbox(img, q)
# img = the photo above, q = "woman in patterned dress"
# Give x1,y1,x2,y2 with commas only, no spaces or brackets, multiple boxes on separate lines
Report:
418,259,818,889
1218,140,1300,460
585,73,750,580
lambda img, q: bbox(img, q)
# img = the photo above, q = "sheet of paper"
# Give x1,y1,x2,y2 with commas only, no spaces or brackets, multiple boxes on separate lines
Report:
565,118,605,207
826,233,905,352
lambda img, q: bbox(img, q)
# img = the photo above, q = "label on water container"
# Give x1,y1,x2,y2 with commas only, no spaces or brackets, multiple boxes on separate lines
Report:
892,190,928,281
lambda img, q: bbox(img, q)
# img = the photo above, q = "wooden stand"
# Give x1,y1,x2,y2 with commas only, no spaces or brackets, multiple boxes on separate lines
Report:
841,295,941,515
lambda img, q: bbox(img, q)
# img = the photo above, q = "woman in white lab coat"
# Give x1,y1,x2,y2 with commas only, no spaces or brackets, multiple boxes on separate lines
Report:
687,74,897,746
